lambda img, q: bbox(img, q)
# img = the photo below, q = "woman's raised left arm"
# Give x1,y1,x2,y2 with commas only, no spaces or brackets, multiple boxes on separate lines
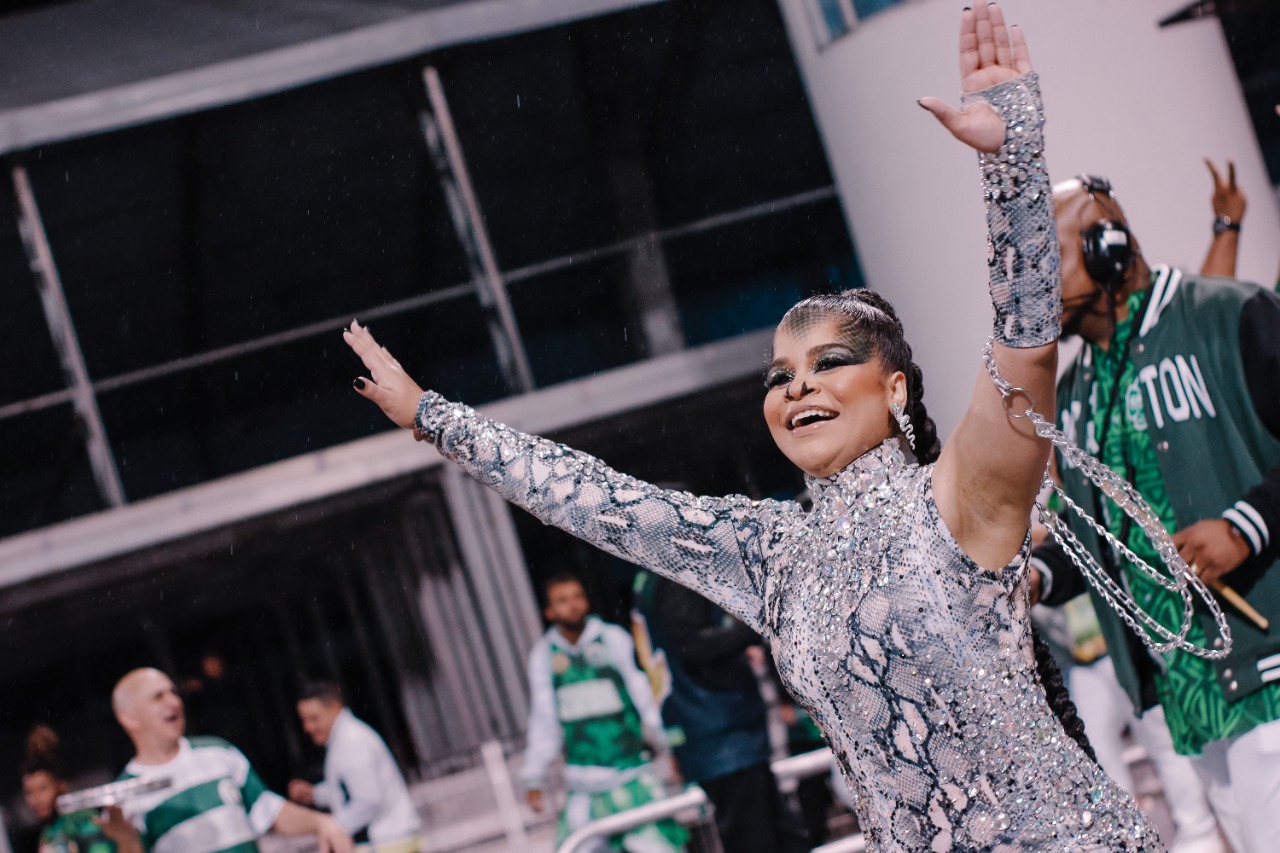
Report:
921,3,1058,569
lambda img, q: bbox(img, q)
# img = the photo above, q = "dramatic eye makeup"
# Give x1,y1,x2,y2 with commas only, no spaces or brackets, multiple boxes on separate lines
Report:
766,310,879,393
764,344,866,391
812,346,864,371
763,365,794,389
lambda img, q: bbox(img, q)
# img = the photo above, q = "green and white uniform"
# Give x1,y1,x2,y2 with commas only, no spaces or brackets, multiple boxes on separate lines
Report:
522,616,686,853
40,809,116,853
119,737,284,853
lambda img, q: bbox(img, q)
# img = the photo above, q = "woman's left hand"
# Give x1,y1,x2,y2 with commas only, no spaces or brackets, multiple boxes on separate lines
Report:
919,3,1032,153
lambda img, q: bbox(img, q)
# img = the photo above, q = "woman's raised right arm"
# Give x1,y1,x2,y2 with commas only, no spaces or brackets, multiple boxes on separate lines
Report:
343,322,773,634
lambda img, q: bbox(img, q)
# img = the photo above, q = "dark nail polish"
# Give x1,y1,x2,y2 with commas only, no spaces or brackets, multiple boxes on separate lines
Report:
353,378,366,390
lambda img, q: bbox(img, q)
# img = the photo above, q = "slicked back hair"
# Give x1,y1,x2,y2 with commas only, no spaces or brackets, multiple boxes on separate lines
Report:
778,289,941,463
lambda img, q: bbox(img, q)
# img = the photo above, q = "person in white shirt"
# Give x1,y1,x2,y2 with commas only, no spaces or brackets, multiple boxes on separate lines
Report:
287,683,423,853
105,667,351,853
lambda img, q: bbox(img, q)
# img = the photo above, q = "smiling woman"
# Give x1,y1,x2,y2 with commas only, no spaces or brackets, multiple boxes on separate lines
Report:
343,4,1164,850
763,291,940,479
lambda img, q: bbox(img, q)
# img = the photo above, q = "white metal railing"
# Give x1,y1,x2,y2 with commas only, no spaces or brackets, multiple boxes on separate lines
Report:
771,747,837,784
553,741,1158,853
556,785,710,853
812,834,868,853
556,748,862,853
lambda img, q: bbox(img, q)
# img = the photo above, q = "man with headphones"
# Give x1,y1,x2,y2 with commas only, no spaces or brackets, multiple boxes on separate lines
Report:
1032,174,1280,852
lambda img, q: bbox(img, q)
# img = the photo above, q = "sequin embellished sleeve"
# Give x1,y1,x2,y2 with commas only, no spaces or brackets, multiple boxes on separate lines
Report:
416,391,772,634
961,71,1061,348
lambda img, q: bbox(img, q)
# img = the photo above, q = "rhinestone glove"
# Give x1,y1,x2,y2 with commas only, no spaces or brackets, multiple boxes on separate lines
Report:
962,71,1061,348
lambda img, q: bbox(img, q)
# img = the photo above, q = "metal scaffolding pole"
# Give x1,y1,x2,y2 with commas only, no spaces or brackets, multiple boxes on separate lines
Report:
11,163,126,507
419,65,535,394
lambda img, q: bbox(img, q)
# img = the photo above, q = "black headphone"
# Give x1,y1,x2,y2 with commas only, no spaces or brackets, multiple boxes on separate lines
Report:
1077,174,1135,294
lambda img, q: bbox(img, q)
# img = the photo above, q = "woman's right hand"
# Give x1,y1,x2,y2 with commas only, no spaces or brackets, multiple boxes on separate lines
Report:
342,320,425,430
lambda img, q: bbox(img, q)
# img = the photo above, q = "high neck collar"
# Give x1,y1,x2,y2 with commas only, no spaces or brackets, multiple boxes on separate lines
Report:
805,438,910,503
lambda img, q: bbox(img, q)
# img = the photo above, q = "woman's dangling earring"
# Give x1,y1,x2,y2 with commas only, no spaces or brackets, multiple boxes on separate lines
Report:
890,402,916,452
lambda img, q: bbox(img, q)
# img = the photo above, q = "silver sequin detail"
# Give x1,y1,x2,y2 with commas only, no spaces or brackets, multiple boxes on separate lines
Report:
961,72,1062,349
415,396,1159,852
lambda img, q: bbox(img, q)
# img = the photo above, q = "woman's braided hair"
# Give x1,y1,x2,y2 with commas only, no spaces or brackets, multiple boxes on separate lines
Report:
1030,627,1098,763
780,289,1098,763
779,289,941,463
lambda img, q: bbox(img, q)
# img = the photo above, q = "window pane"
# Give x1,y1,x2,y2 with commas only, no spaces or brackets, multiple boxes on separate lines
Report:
97,299,502,500
27,65,469,379
819,0,852,40
664,198,861,346
0,181,73,405
508,255,641,386
0,404,103,537
438,31,621,270
852,0,902,22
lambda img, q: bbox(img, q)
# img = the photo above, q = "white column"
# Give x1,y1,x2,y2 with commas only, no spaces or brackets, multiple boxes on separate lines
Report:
776,0,1279,435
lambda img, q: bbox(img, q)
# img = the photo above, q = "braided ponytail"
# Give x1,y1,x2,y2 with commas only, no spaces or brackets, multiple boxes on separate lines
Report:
1030,627,1098,764
905,362,940,464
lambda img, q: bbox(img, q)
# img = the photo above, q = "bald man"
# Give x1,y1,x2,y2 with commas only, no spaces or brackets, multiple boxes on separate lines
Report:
1032,175,1280,853
107,668,352,853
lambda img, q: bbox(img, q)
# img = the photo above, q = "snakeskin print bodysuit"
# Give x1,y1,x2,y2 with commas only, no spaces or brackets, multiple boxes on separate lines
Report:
408,69,1157,851
417,396,1159,852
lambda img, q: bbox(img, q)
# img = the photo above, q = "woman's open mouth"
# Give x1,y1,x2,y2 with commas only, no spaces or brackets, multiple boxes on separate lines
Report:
788,407,838,432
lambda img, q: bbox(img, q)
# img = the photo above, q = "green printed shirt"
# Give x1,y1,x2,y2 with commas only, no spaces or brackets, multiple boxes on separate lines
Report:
1091,293,1280,754
119,737,285,853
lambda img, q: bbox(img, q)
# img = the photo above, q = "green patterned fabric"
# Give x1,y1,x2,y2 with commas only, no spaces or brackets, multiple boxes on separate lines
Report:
1090,291,1280,754
555,773,688,852
552,634,647,770
40,810,118,853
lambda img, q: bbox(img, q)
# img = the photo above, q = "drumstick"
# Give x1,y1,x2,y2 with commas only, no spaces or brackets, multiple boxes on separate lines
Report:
1209,580,1269,632
1193,563,1269,632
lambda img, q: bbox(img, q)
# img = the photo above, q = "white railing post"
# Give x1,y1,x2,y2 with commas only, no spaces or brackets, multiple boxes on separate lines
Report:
479,740,529,849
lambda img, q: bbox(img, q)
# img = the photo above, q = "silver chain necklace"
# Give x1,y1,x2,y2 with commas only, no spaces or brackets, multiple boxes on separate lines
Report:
982,337,1232,660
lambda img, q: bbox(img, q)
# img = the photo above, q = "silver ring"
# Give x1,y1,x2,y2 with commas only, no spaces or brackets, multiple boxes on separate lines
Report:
1000,386,1036,419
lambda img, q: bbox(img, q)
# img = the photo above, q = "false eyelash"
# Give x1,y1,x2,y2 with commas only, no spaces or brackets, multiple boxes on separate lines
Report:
764,369,793,389
814,353,857,371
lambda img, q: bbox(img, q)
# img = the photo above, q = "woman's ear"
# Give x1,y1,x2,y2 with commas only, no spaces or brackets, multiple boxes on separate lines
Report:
888,370,908,408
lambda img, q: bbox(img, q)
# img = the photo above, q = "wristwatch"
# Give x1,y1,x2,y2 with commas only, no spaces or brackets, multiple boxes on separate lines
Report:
1213,214,1241,235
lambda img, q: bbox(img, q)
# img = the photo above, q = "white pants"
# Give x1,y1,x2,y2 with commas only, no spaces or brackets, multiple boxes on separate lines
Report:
1069,657,1219,844
1190,716,1280,853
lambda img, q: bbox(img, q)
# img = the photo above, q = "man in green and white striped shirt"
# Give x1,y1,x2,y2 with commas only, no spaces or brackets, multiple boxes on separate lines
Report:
104,668,351,853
